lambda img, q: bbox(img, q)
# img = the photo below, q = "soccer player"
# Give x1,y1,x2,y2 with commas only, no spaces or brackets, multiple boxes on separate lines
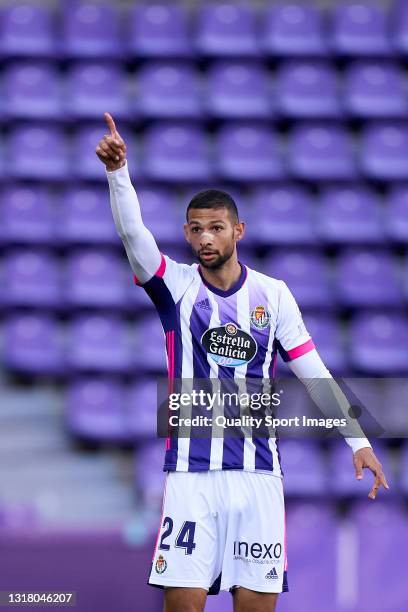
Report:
96,113,388,612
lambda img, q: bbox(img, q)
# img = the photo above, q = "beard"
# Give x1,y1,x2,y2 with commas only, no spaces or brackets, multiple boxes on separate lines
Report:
194,243,235,270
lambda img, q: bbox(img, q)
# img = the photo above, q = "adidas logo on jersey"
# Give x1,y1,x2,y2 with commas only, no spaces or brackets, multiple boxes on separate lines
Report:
195,298,211,310
265,567,279,580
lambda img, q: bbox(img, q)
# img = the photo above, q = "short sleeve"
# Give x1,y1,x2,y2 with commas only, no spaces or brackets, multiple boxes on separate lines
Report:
275,281,315,362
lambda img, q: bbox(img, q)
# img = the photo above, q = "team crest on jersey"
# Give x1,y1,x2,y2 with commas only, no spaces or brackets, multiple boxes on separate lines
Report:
250,305,271,330
155,555,167,574
201,322,257,367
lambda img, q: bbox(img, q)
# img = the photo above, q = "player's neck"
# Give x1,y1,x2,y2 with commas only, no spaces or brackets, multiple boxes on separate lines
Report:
199,256,242,292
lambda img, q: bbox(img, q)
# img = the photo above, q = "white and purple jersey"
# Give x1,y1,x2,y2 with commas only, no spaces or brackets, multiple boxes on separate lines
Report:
135,253,315,477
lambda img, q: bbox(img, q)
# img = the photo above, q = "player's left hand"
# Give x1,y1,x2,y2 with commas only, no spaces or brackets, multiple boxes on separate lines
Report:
353,447,389,500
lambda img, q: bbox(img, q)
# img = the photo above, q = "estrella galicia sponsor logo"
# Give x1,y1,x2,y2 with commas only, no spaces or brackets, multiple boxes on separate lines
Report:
155,555,167,574
250,305,271,330
201,323,257,367
265,567,279,580
233,540,282,565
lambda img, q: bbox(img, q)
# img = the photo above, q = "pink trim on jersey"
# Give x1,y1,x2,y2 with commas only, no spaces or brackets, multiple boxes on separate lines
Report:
166,330,175,451
287,338,315,361
133,253,166,285
151,473,169,561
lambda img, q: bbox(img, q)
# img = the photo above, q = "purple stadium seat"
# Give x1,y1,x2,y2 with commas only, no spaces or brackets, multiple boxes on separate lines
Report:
216,123,284,181
278,503,337,612
68,314,133,373
1,250,61,309
143,123,212,182
289,123,356,181
3,61,62,120
137,61,202,119
0,186,55,245
361,123,408,181
344,61,408,118
335,249,403,308
393,0,408,55
66,62,130,120
134,315,167,373
386,185,408,243
261,3,326,57
195,3,258,57
328,441,391,496
0,3,56,57
127,379,158,438
8,124,68,180
276,61,341,119
349,312,408,374
206,60,271,119
317,185,384,245
128,3,191,58
61,1,122,58
3,314,64,375
0,145,3,182
135,185,181,245
381,380,408,438
161,246,195,266
127,282,159,312
278,441,326,495
264,250,333,310
331,2,392,56
403,254,408,303
250,185,316,246
72,124,139,181
239,250,262,272
302,314,348,374
66,378,128,441
57,185,119,245
63,250,128,309
350,501,408,612
135,441,166,509
204,592,231,612
398,441,408,489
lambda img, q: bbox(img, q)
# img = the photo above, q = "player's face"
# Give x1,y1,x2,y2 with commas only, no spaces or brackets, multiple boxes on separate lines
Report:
184,207,244,269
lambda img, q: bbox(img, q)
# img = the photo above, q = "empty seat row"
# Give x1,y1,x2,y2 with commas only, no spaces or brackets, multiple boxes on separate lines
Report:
67,374,408,455
1,248,408,312
3,1,408,59
1,184,408,247
2,311,408,376
2,122,408,182
2,59,408,121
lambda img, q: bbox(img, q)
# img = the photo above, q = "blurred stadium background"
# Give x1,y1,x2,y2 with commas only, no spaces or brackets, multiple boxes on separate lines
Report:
0,0,408,610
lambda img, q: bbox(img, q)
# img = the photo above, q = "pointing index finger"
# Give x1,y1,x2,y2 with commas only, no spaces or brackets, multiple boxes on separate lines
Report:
104,112,117,138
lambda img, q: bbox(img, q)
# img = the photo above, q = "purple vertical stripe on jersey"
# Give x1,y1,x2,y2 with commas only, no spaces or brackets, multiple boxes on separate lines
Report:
270,340,282,475
188,285,213,471
212,291,246,470
141,275,182,470
246,275,275,471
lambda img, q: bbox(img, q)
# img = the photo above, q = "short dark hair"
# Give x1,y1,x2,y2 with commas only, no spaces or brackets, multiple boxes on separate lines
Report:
186,189,239,223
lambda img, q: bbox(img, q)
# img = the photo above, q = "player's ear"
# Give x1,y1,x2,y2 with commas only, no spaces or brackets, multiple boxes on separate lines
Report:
183,223,191,244
235,221,245,242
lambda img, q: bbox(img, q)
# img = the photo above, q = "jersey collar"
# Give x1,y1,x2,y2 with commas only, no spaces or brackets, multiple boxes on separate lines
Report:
198,261,248,297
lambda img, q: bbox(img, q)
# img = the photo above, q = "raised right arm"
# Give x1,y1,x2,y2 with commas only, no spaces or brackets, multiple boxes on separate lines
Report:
97,113,161,284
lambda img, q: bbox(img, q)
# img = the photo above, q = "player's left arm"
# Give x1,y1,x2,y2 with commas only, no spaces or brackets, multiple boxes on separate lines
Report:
275,281,389,500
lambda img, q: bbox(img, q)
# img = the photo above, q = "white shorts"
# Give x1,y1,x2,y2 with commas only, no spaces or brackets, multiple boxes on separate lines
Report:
148,470,288,594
